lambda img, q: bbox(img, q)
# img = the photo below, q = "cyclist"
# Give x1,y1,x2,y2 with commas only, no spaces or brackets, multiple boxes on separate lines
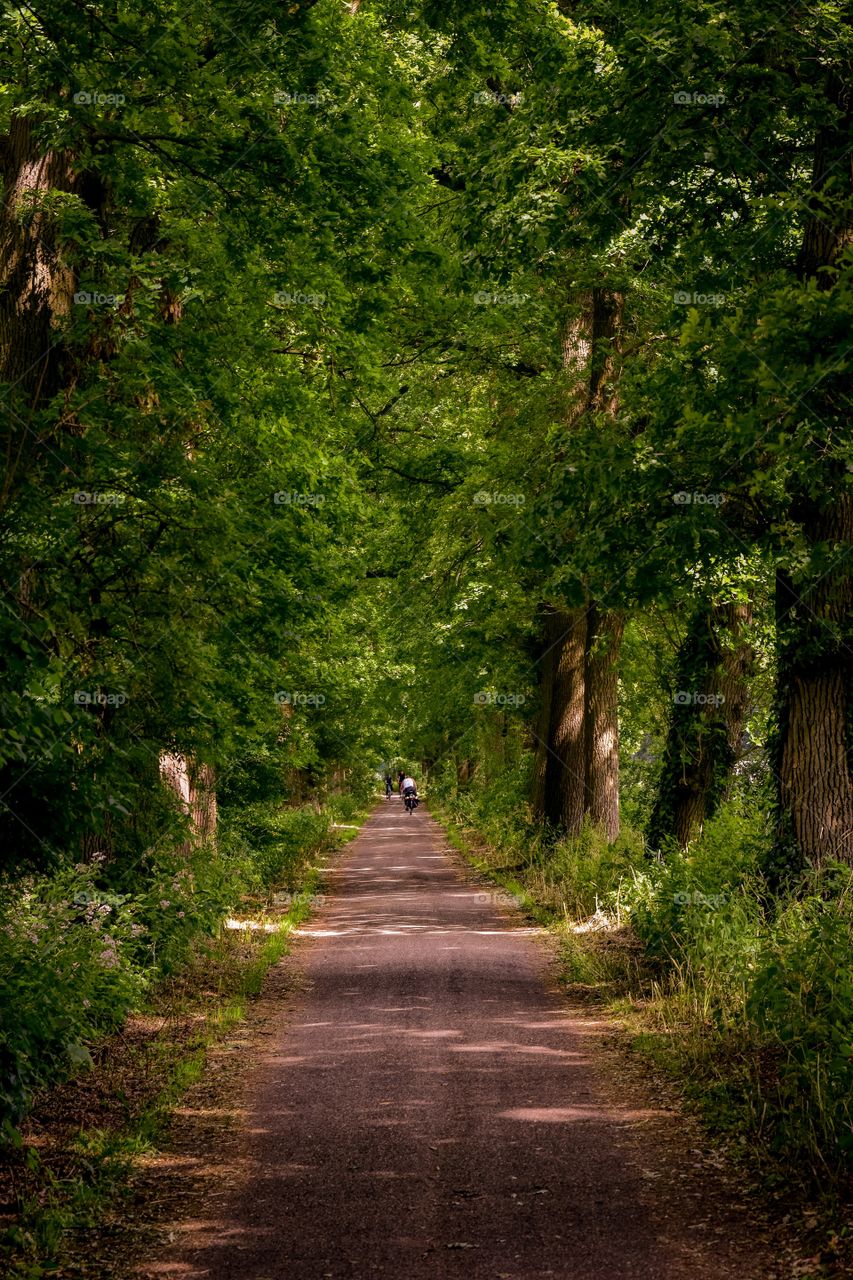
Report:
401,774,417,800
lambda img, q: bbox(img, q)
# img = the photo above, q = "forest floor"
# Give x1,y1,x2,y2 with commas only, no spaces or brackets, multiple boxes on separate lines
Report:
118,802,813,1280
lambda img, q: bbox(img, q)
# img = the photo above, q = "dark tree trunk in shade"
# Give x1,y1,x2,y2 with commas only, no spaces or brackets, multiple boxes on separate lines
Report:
775,497,853,869
648,601,754,851
774,69,853,870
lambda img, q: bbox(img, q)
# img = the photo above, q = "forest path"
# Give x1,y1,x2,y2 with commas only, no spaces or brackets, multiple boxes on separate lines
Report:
143,804,781,1280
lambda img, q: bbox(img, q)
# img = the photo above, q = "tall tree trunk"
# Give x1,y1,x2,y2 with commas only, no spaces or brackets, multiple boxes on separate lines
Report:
531,606,560,820
533,287,625,838
160,753,218,850
547,607,587,832
0,116,75,405
775,69,853,870
584,605,623,842
776,497,853,869
649,600,754,850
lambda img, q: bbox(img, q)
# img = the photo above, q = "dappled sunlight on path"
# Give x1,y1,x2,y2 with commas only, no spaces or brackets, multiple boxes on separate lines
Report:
142,805,779,1280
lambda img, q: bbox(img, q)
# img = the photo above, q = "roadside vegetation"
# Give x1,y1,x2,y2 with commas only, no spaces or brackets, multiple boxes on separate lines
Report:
433,764,853,1211
0,794,366,1279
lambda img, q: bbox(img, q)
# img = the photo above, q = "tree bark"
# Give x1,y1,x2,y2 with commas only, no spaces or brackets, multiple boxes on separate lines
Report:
531,606,560,820
648,600,754,850
776,497,853,868
160,752,218,850
0,115,75,405
532,287,625,839
774,68,853,870
584,605,623,842
548,607,587,833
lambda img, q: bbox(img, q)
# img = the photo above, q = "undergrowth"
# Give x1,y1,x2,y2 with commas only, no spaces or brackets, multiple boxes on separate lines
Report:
431,762,853,1198
0,796,364,1278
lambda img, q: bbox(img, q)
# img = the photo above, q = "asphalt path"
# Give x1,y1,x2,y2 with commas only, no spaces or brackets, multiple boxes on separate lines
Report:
144,803,778,1279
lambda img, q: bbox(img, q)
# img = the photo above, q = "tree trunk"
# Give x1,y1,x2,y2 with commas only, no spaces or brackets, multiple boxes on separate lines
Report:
584,605,623,842
548,607,587,833
160,752,218,850
532,287,625,838
531,606,560,820
776,497,853,868
189,760,218,843
649,600,754,850
0,116,75,401
774,69,853,870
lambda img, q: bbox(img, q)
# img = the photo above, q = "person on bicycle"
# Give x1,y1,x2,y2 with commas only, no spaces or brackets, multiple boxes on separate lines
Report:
401,774,417,799
384,773,393,798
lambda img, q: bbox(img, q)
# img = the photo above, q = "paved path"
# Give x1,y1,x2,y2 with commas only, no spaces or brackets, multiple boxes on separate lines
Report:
145,805,779,1279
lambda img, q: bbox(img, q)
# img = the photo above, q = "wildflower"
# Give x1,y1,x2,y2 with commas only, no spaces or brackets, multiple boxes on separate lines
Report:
160,899,170,908
177,910,185,919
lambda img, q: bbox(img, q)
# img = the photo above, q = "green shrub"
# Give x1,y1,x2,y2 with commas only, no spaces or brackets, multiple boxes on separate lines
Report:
0,799,344,1134
0,864,146,1128
748,870,853,1169
623,805,767,966
128,838,245,974
223,803,331,891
